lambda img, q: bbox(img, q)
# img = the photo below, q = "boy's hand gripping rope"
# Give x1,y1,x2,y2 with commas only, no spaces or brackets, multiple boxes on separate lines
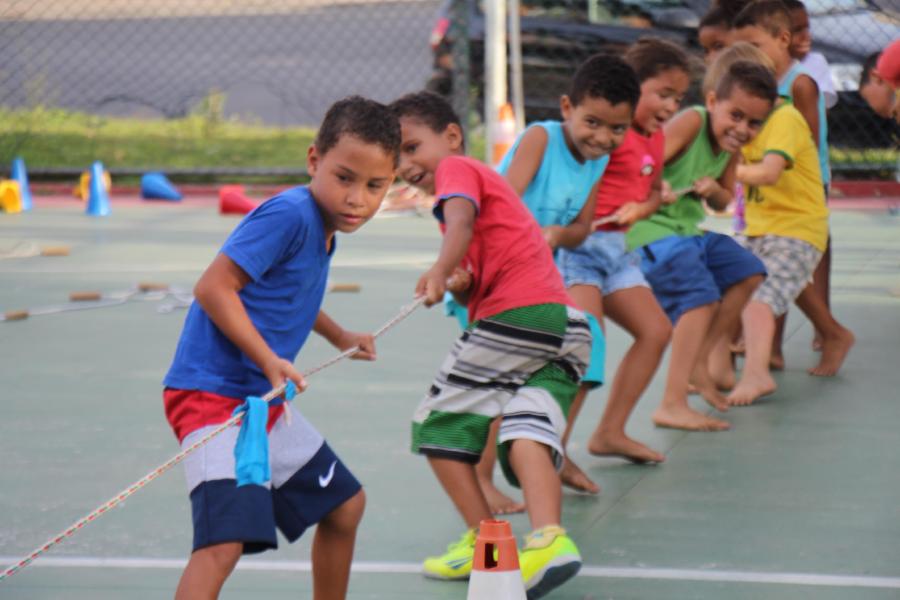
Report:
0,296,426,582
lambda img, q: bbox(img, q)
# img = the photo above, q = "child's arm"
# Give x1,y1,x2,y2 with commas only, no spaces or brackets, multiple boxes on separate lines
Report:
736,153,788,187
792,75,820,148
663,108,702,163
614,169,668,226
194,253,307,391
693,153,739,211
417,197,475,306
313,311,376,361
503,126,548,197
544,178,600,249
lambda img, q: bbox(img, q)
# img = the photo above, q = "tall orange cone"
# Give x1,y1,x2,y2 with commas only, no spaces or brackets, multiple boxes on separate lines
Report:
492,103,517,167
466,519,526,600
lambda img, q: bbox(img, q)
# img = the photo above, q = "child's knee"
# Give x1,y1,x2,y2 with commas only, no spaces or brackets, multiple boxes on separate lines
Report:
641,316,673,349
322,489,366,534
194,541,243,574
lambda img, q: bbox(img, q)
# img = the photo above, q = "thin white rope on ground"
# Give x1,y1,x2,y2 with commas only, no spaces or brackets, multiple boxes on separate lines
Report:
0,296,426,582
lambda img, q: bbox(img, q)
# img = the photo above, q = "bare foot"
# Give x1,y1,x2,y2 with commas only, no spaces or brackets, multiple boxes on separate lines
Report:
708,347,737,391
587,433,665,464
559,456,600,494
812,335,823,352
727,372,776,406
652,405,731,431
808,328,854,377
686,383,699,395
730,338,745,355
477,477,525,515
769,353,785,371
691,370,730,413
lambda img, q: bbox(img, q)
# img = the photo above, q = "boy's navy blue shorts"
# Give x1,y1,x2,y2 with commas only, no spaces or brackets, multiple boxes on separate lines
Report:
638,232,766,324
166,389,362,555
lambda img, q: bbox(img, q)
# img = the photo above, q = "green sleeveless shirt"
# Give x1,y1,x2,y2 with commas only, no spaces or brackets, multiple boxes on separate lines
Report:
626,106,732,250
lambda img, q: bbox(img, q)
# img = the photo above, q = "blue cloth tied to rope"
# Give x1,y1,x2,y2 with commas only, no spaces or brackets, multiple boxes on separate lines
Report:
232,381,298,487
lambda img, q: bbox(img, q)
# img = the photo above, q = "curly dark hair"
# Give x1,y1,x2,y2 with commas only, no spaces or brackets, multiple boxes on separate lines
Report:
314,95,401,167
389,91,462,134
733,0,793,36
569,53,641,109
625,37,692,83
700,5,731,29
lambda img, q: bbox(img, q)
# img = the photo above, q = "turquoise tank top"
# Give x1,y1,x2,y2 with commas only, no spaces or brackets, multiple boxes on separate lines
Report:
779,61,830,186
497,121,609,227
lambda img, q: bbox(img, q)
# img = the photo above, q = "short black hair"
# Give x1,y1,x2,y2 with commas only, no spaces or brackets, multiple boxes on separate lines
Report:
782,0,806,11
625,37,691,83
569,53,641,109
734,0,793,36
716,60,778,105
315,96,401,167
389,91,462,134
860,51,881,87
713,0,753,25
700,6,731,29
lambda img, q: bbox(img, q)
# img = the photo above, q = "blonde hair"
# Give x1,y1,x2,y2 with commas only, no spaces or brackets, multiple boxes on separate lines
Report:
703,42,776,94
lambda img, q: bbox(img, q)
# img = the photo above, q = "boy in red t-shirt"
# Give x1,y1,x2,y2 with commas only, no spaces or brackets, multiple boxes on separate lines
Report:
391,91,592,598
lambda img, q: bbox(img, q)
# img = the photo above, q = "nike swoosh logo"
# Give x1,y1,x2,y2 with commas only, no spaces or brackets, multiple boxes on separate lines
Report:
447,558,470,569
318,460,338,487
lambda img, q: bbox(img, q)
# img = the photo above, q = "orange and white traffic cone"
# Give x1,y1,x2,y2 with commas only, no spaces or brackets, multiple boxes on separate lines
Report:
466,519,527,600
491,103,517,167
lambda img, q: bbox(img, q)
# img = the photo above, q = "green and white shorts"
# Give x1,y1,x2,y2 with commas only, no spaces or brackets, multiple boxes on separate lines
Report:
739,235,822,317
411,303,592,486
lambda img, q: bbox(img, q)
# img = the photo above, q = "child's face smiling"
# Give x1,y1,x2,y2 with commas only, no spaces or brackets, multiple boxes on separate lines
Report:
699,25,730,65
789,8,812,59
397,116,463,194
707,86,773,153
560,95,633,162
307,134,396,237
633,67,690,134
734,25,791,73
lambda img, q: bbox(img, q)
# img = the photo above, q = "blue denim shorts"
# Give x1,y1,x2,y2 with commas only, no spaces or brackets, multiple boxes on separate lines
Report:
639,232,766,324
558,231,648,296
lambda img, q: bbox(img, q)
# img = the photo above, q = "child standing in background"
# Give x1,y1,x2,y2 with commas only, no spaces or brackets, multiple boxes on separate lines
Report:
558,38,694,464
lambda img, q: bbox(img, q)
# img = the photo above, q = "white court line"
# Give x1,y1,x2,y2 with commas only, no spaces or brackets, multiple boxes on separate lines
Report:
3,557,899,589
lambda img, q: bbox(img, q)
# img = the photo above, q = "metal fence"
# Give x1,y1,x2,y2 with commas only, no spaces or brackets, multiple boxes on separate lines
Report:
1,0,897,178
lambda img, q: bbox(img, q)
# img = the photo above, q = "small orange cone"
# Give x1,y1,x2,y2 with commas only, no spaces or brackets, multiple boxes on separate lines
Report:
0,180,23,213
492,103,517,167
466,519,527,600
219,185,258,215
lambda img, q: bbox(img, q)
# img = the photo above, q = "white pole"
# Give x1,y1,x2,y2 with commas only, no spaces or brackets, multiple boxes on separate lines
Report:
484,0,507,162
508,0,525,133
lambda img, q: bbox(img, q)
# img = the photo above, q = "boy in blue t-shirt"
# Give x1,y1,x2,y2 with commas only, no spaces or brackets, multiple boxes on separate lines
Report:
162,96,399,600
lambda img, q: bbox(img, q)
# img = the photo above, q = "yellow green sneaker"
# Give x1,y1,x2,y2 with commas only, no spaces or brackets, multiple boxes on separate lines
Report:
519,525,582,599
422,528,477,580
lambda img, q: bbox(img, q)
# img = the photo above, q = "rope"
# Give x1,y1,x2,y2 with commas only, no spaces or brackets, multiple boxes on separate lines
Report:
0,296,426,582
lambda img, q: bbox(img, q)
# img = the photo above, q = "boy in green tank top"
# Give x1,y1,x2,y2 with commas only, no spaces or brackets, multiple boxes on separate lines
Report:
624,60,776,432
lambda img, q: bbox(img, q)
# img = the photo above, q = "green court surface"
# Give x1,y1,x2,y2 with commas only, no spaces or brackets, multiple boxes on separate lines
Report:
1,200,899,599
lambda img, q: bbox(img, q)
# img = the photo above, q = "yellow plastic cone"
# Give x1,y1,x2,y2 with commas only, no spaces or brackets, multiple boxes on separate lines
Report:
492,103,518,167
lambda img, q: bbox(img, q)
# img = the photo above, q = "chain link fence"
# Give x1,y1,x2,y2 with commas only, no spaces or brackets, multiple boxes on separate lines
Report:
0,0,442,177
1,0,897,178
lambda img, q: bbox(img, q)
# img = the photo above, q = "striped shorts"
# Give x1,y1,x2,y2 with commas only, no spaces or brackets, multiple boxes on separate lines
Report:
411,303,592,486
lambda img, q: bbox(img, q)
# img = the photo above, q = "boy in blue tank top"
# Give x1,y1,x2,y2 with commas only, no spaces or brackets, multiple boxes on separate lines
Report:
162,96,399,600
491,54,639,498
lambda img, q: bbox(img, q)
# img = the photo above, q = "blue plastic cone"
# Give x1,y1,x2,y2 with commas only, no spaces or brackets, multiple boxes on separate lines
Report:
86,161,111,216
141,172,182,201
11,157,32,211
